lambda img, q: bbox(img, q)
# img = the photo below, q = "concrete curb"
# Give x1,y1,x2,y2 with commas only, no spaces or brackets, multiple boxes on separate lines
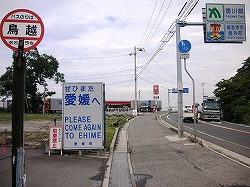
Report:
158,114,250,169
102,126,120,187
102,118,137,187
126,119,137,187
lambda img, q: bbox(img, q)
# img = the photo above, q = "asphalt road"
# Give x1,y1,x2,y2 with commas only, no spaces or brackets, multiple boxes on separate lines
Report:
161,112,250,158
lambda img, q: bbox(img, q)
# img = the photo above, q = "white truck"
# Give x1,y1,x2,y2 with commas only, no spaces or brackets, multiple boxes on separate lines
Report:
183,105,199,122
199,97,221,121
44,98,62,114
139,100,162,112
183,105,194,122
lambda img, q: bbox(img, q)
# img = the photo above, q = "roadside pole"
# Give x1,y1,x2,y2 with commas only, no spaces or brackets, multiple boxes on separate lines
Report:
168,89,170,113
134,47,138,114
176,20,204,139
184,58,197,143
176,19,184,138
0,9,45,186
12,38,26,187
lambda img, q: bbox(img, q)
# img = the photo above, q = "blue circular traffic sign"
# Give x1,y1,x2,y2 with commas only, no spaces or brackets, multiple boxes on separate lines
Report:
178,40,191,53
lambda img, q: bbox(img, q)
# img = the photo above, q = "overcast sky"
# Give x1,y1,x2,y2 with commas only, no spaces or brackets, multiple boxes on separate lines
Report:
0,0,249,109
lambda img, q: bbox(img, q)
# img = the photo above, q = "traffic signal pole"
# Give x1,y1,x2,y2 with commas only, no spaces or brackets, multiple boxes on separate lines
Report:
12,38,26,186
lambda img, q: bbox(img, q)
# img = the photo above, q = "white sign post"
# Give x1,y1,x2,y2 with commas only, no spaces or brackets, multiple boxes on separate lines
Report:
49,126,63,155
62,82,105,150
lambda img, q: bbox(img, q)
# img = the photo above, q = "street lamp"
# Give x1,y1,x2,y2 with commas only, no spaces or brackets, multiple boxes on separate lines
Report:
43,82,48,115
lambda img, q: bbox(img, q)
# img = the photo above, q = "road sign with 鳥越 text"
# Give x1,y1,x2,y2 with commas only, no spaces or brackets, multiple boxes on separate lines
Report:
0,9,44,51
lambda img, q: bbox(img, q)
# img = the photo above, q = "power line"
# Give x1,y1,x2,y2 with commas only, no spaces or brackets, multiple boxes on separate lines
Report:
106,79,134,86
140,68,176,86
138,0,200,76
137,50,176,81
138,0,158,47
66,69,132,79
142,0,173,48
140,0,167,47
58,54,129,61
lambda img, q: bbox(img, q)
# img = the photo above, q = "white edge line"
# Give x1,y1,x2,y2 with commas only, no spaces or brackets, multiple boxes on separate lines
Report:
158,113,250,168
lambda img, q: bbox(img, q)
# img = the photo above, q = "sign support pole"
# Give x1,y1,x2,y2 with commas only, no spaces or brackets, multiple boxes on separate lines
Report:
12,38,26,187
184,58,197,143
167,89,170,113
176,19,184,138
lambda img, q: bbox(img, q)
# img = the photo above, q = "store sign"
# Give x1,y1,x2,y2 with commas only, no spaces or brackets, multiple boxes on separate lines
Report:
153,85,159,95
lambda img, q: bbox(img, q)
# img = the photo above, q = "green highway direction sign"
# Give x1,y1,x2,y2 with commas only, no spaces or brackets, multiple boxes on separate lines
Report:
205,3,246,43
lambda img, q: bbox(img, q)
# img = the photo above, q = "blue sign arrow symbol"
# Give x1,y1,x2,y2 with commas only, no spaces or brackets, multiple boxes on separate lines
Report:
178,40,191,53
182,88,189,93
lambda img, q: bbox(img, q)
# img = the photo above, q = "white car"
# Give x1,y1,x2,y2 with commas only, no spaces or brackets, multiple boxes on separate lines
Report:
183,105,197,122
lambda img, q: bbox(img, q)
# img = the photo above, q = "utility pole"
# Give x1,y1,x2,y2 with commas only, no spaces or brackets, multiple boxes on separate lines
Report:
201,83,205,100
138,90,142,110
12,38,26,187
134,47,138,113
130,47,144,115
43,82,48,115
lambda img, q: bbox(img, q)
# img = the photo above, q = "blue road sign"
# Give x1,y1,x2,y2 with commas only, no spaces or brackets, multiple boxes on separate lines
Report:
171,88,189,93
178,40,191,53
183,88,189,93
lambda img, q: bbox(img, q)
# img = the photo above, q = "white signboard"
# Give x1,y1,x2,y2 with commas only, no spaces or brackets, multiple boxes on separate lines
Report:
49,126,63,150
62,82,105,149
224,4,245,22
225,23,246,41
180,53,190,59
206,4,245,22
205,3,246,43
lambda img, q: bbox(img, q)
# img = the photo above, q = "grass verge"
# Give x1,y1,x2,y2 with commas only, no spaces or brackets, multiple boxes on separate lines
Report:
0,112,132,151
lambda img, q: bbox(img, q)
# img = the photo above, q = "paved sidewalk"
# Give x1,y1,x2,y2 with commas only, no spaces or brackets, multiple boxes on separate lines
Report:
127,113,250,187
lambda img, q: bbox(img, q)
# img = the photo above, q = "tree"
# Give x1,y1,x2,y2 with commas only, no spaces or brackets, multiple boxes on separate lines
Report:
0,48,65,113
214,56,250,125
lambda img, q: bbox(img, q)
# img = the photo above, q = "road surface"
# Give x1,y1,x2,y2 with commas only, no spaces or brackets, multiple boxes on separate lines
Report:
161,112,250,158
